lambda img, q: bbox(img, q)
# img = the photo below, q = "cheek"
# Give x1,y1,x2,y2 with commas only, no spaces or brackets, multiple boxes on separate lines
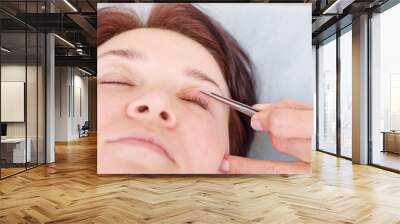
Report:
178,110,230,173
97,88,127,133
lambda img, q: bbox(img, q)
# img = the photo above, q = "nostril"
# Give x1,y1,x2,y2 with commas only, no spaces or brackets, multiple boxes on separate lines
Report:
160,111,169,120
137,105,149,113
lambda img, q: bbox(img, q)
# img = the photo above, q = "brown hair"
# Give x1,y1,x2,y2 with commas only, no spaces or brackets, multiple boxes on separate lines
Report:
98,4,257,156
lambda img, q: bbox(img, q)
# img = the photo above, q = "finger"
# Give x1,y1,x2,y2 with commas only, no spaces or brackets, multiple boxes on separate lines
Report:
269,133,312,163
251,108,314,139
220,155,311,174
253,100,313,110
273,100,314,110
252,103,272,111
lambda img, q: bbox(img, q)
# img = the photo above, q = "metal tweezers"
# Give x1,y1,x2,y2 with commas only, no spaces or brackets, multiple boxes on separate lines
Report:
200,91,259,117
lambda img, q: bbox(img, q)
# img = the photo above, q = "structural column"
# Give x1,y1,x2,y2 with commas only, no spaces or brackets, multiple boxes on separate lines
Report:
46,1,55,163
352,14,369,164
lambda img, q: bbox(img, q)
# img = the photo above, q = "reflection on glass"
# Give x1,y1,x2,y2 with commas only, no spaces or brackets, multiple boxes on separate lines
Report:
340,29,352,158
27,31,38,169
0,1,47,179
371,3,400,171
390,75,400,130
38,32,46,165
318,37,337,154
1,31,27,177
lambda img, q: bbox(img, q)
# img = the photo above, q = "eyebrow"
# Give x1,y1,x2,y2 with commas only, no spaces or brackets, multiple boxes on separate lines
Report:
98,49,221,91
98,49,143,60
185,68,220,90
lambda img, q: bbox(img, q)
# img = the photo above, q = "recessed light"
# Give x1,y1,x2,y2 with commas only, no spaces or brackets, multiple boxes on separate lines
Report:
54,34,75,48
78,67,93,76
1,47,11,53
63,0,78,12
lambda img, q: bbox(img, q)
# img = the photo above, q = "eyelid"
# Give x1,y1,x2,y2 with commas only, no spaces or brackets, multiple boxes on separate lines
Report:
98,73,134,86
179,89,211,109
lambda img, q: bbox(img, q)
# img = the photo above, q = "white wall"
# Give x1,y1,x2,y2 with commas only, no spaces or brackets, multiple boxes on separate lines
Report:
71,73,89,138
54,67,89,141
1,64,46,164
55,66,69,141
1,66,26,140
1,65,37,138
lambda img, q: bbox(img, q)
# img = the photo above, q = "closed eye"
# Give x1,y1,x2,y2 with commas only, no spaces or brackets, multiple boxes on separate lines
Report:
98,73,134,87
182,96,209,110
99,80,134,86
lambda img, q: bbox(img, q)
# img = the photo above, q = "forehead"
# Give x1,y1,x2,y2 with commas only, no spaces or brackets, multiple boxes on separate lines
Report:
98,28,229,93
99,28,220,70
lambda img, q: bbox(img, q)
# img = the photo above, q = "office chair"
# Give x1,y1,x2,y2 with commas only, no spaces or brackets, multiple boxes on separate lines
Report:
79,121,90,138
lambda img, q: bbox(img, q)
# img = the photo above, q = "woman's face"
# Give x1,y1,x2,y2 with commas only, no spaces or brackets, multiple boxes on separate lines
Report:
97,28,231,174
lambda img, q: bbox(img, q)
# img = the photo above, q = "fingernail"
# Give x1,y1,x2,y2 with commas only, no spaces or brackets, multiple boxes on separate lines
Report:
253,104,266,110
220,159,230,172
251,120,263,131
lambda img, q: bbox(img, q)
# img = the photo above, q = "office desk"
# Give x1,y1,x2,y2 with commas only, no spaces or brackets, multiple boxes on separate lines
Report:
381,131,400,155
1,138,32,163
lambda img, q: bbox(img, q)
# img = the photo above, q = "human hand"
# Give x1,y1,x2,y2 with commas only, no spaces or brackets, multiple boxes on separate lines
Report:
220,100,314,174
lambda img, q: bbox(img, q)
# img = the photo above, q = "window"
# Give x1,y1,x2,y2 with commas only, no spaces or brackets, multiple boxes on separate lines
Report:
339,28,352,158
371,2,400,171
318,36,337,154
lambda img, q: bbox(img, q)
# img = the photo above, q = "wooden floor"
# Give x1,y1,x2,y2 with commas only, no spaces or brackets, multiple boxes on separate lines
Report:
1,135,400,223
373,151,400,171
0,167,26,178
1,163,44,178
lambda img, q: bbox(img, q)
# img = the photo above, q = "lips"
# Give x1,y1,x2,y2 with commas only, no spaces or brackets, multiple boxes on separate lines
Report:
107,130,174,162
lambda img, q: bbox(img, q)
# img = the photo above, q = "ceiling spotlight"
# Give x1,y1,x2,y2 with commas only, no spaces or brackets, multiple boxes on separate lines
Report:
78,67,93,76
63,0,78,12
54,34,75,48
322,0,355,15
1,47,11,53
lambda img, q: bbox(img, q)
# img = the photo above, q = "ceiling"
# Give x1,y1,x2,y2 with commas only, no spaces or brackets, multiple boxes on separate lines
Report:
0,0,393,75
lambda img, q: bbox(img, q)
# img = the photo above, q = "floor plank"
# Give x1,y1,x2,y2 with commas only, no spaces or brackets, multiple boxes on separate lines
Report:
373,151,400,171
1,135,400,223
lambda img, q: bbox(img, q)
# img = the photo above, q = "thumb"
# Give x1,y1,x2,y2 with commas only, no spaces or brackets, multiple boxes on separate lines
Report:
220,155,311,174
219,155,278,174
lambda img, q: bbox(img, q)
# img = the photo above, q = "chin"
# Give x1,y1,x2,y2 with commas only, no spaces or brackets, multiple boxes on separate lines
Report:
98,145,177,174
97,159,177,174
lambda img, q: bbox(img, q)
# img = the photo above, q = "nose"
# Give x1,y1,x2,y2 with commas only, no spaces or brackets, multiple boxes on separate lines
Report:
126,92,177,128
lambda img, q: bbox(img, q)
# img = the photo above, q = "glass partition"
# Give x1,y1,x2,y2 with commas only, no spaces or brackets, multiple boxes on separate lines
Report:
38,32,45,165
27,31,38,169
0,0,46,179
26,0,43,169
317,36,337,155
339,28,352,158
1,30,28,177
371,3,400,171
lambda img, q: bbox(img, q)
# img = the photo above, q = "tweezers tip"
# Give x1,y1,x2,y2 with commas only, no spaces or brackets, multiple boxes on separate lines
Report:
199,90,209,95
